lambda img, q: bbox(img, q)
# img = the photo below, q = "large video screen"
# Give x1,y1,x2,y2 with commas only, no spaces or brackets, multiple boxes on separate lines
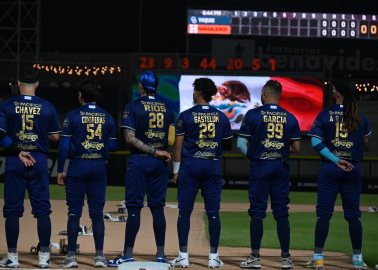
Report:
132,74,323,132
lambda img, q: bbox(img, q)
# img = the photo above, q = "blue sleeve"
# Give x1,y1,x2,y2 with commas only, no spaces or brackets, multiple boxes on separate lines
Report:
48,105,61,134
0,130,12,148
237,136,248,156
107,115,118,151
175,112,185,136
289,116,301,140
121,103,135,130
222,114,233,139
311,136,339,164
57,136,71,173
308,113,324,139
108,139,118,151
238,111,252,137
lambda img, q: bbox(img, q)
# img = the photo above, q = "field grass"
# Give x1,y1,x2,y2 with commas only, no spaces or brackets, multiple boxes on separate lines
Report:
0,183,377,206
209,211,378,267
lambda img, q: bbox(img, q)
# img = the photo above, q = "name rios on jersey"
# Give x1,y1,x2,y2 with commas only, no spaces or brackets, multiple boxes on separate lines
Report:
141,101,166,112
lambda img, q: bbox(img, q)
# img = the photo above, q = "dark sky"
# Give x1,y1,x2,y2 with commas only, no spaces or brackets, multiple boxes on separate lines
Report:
40,0,378,54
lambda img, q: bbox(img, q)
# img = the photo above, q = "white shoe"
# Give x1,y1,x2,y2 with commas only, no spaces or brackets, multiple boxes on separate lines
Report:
0,252,20,268
38,251,51,269
208,253,224,268
375,264,378,270
171,252,189,268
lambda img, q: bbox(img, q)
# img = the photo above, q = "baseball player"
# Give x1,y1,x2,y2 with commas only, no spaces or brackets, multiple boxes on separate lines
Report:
57,79,118,268
0,66,61,268
237,80,300,269
170,78,233,268
305,78,371,270
108,71,173,267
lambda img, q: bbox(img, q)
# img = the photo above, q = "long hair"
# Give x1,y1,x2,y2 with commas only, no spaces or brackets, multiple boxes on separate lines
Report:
333,79,360,133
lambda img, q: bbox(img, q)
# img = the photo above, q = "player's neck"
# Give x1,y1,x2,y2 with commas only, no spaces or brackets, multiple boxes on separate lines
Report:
19,87,36,96
195,96,208,105
335,97,343,104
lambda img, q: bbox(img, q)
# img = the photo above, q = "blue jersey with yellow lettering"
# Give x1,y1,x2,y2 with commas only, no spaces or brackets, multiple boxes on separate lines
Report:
239,104,300,161
62,103,117,159
175,104,233,160
121,95,173,154
308,104,371,162
0,95,60,153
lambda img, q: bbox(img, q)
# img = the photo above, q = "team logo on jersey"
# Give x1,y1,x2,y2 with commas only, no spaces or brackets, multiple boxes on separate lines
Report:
144,130,165,139
260,152,282,160
81,140,104,150
332,150,352,158
331,138,353,148
195,139,218,149
261,138,284,149
194,151,215,159
16,130,38,141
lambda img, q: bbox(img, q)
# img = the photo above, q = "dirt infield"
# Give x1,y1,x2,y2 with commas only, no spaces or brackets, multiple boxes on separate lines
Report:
0,200,361,269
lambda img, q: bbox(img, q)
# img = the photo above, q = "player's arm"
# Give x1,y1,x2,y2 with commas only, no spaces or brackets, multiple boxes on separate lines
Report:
124,129,171,161
48,133,60,142
236,136,248,156
311,136,353,172
57,136,71,186
172,135,184,184
290,140,300,153
0,129,36,167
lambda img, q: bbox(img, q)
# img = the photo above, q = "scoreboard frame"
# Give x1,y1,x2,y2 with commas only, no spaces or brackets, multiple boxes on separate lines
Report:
187,9,378,40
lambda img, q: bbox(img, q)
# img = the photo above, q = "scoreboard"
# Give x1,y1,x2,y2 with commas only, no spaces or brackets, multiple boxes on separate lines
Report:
187,9,378,39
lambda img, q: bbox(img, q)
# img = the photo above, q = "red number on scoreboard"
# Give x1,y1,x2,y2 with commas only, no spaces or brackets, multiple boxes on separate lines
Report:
200,57,217,70
269,58,276,71
252,58,260,71
139,56,155,69
164,57,173,69
182,57,190,69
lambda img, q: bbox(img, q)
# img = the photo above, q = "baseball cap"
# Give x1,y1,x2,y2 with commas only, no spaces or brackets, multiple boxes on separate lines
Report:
139,71,158,92
18,65,40,84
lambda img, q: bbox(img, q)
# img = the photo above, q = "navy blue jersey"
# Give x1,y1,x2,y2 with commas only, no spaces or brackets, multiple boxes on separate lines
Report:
175,104,233,160
62,103,117,159
239,104,300,161
0,95,60,153
308,104,371,162
121,95,174,154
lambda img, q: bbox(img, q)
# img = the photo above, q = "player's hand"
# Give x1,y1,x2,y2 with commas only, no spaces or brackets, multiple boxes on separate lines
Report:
336,159,354,172
154,150,171,162
171,173,178,184
57,173,66,186
18,151,36,167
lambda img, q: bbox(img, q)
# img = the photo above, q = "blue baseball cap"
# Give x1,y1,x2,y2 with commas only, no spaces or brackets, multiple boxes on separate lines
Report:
139,71,158,93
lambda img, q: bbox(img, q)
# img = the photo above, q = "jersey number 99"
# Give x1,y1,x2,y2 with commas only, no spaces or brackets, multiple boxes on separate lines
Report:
267,123,283,139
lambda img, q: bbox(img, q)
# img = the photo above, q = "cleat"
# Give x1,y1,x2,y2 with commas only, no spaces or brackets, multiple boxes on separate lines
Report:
171,252,189,268
305,254,323,269
0,252,19,268
60,255,78,268
208,253,224,268
240,254,261,269
281,257,294,269
156,256,169,263
94,256,107,268
107,255,134,267
38,251,51,268
352,259,368,270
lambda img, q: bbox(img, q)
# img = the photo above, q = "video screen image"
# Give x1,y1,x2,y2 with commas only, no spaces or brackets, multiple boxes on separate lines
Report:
132,74,323,131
